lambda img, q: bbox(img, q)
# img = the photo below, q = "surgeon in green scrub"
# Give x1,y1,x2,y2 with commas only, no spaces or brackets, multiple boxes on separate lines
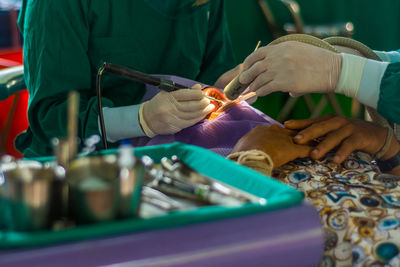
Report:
16,0,237,157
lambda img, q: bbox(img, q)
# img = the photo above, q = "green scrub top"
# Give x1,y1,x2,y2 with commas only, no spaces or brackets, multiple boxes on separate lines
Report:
378,57,400,125
16,0,235,157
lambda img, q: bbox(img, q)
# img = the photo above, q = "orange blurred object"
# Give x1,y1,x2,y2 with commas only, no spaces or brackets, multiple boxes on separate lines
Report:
202,87,228,120
0,48,28,158
202,87,256,120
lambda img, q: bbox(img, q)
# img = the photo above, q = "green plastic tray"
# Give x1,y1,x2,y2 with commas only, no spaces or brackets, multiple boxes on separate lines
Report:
0,142,303,249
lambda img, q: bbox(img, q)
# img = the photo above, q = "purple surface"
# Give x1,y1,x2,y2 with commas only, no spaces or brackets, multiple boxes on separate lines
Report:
132,75,280,156
0,203,324,267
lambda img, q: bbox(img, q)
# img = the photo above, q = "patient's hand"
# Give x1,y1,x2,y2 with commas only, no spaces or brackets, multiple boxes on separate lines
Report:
285,114,400,165
231,124,313,168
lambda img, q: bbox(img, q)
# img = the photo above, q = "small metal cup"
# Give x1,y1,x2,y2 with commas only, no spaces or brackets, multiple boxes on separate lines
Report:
67,156,119,224
118,159,145,218
0,157,15,229
2,161,55,231
0,169,8,230
67,154,145,224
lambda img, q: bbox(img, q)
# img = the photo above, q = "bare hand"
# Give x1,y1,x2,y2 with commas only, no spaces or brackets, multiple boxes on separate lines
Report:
284,114,400,164
231,124,314,168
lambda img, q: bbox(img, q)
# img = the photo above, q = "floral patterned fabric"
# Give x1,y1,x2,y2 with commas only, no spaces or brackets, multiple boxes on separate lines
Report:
272,152,400,267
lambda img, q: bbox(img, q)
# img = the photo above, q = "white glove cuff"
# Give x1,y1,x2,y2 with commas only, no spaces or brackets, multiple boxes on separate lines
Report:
374,50,400,63
99,105,146,143
335,53,367,98
139,102,156,138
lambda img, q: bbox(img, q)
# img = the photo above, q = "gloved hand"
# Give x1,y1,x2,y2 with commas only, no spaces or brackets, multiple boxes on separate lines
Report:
239,41,342,97
214,64,243,89
214,64,258,104
139,84,215,137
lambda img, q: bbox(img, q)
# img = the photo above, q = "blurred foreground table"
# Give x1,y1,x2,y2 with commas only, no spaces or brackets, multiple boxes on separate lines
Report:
0,203,323,267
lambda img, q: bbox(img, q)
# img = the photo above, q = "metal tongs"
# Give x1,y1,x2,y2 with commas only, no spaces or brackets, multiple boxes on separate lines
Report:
147,156,267,206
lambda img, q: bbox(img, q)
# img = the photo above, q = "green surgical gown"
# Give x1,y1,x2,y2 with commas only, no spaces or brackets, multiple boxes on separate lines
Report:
16,0,235,157
378,59,400,125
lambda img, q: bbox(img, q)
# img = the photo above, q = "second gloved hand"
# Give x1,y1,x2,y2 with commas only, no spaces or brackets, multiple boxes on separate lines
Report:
239,41,342,97
139,85,215,137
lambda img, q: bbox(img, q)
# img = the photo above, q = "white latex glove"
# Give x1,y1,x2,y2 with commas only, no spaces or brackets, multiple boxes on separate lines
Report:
214,64,244,89
139,84,214,137
214,64,259,104
239,41,342,97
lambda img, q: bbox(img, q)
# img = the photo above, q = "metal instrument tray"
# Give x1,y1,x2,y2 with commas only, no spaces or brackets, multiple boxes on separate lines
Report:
0,142,303,249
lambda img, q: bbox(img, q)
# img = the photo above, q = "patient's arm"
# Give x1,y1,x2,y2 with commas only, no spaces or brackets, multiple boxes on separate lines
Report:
231,124,313,168
285,114,400,175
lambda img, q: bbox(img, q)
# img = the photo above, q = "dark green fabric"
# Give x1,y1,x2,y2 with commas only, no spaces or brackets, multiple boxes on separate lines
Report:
225,0,400,120
16,0,235,158
297,0,400,51
0,143,303,249
378,61,400,124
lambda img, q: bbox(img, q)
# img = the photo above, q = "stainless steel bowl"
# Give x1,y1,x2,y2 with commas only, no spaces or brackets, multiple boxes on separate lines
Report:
67,155,144,224
118,159,145,218
1,161,55,231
